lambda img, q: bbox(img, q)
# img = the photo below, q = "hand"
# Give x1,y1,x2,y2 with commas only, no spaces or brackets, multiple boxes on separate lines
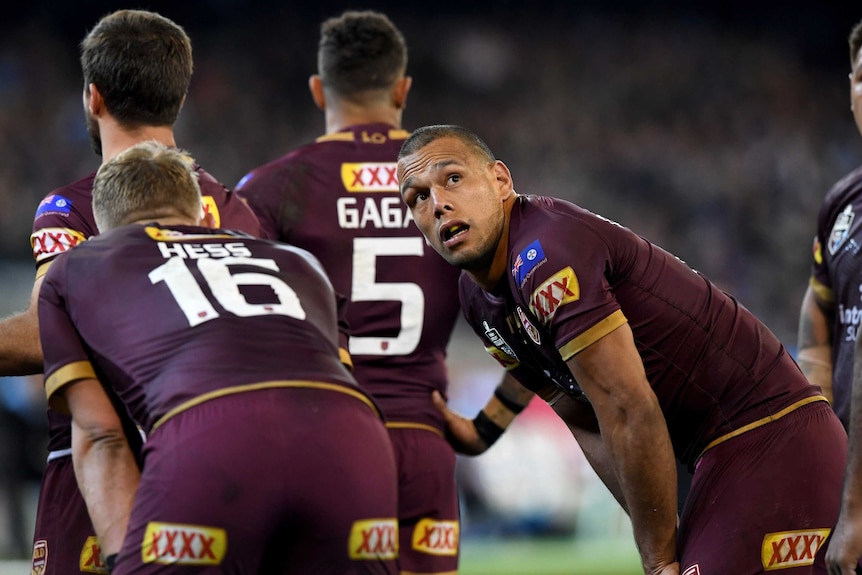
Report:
431,391,490,455
827,513,862,575
651,562,679,575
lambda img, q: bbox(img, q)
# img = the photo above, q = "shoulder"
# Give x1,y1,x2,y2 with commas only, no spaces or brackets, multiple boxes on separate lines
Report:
34,173,96,219
821,165,862,214
235,143,320,192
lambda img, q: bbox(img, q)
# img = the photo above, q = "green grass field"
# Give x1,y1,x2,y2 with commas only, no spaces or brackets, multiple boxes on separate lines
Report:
460,537,642,575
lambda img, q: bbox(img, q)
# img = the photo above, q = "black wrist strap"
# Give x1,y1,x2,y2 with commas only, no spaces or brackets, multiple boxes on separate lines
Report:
106,554,117,573
494,387,527,414
473,410,505,446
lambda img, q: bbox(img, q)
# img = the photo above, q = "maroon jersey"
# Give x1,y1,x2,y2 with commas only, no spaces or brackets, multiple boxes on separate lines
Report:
31,168,260,450
39,224,364,434
236,123,461,429
463,195,822,466
809,164,862,428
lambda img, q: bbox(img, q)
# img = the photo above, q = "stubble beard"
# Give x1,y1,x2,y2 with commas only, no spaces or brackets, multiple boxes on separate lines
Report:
84,109,103,157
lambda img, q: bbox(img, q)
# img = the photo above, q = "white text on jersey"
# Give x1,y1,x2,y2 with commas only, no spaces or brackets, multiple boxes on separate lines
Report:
337,197,415,229
157,242,253,259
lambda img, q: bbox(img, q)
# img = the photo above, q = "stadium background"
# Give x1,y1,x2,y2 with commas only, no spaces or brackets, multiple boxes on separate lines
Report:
0,1,860,572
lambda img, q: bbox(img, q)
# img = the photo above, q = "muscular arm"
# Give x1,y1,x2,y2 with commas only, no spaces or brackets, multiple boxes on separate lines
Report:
0,274,44,375
797,284,834,399
826,329,862,574
66,378,140,558
550,393,628,513
565,323,677,575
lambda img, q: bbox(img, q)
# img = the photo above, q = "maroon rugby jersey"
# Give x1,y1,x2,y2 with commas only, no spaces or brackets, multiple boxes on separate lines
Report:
236,123,461,429
40,224,364,433
31,166,261,451
462,195,820,465
809,164,862,428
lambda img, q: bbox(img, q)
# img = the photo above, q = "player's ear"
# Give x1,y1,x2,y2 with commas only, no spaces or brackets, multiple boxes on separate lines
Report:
492,160,514,199
309,75,326,110
86,83,105,116
393,76,412,110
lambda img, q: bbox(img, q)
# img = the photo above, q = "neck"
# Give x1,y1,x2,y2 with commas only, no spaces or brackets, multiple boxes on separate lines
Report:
99,120,177,164
324,101,402,134
466,194,518,292
130,215,197,227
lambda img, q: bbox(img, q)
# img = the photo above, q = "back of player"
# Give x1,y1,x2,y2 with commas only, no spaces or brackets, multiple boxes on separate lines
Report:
30,167,259,575
235,11,463,572
40,219,398,573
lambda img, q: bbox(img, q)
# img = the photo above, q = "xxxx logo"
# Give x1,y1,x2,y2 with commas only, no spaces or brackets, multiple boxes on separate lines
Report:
30,228,87,261
412,519,459,556
141,522,226,566
529,267,580,323
681,565,700,575
79,536,108,574
341,162,398,192
761,528,830,570
349,518,398,560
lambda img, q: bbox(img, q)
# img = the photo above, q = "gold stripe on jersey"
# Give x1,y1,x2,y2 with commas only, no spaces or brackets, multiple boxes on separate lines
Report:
809,276,834,304
385,422,443,437
151,380,380,431
44,361,97,407
558,309,628,360
698,395,828,456
339,347,353,370
316,132,355,143
315,128,409,144
35,259,54,279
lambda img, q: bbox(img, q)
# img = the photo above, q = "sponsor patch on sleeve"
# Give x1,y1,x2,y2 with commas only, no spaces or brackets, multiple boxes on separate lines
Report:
411,518,459,556
79,535,109,573
348,518,398,560
341,162,399,192
31,539,47,575
529,266,580,324
761,528,830,570
30,228,87,262
35,195,72,218
512,240,547,287
141,522,227,566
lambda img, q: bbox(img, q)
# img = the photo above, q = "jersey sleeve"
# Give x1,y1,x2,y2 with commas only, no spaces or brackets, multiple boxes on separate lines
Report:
516,217,625,360
810,196,835,303
30,195,93,274
38,259,97,412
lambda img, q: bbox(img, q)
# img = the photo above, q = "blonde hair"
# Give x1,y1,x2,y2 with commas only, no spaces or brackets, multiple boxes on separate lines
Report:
93,141,202,232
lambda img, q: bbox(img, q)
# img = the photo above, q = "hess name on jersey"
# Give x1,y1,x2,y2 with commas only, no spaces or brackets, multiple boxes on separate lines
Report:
146,227,253,260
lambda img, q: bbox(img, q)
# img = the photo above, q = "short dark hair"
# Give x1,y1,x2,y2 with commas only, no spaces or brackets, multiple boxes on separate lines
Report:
80,9,193,128
851,18,862,67
398,125,496,163
93,141,201,232
318,10,407,101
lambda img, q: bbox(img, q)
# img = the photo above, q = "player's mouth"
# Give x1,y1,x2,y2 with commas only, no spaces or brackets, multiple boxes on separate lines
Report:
440,221,469,247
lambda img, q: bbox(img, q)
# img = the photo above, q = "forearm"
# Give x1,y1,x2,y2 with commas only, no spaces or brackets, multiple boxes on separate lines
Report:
797,285,834,399
72,422,140,556
606,402,678,572
552,394,628,512
0,308,44,375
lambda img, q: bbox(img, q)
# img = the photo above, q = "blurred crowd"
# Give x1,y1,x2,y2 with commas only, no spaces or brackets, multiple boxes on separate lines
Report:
0,2,861,558
3,7,859,344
